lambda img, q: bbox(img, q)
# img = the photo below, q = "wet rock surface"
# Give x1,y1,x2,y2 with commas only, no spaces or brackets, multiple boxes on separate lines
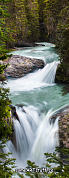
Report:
3,55,45,78
59,111,69,149
10,105,20,122
50,106,69,148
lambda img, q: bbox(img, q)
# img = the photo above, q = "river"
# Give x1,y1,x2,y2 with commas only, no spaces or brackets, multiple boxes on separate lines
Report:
4,42,69,171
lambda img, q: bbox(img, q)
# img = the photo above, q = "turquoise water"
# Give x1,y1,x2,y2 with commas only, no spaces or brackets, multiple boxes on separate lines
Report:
9,42,59,63
8,42,69,112
9,85,69,112
5,42,69,169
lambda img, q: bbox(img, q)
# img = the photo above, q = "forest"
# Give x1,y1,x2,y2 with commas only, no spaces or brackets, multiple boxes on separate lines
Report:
0,0,69,177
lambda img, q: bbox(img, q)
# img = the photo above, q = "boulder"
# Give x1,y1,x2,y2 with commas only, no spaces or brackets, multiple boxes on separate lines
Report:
50,106,69,148
4,55,45,78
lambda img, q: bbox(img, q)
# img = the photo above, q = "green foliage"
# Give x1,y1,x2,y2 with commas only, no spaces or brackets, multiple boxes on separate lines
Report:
44,147,69,178
0,88,12,139
0,65,14,176
0,63,8,82
0,2,14,173
25,148,69,178
15,147,69,178
0,0,14,60
9,0,40,43
0,141,16,178
55,3,69,83
24,0,40,41
0,64,6,74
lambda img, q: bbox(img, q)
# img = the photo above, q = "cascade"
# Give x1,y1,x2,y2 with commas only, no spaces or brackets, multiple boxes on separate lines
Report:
6,61,59,92
4,42,67,171
5,106,59,167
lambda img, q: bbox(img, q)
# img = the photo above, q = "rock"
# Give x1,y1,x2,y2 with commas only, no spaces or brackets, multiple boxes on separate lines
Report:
59,112,69,149
15,42,45,47
50,106,69,148
3,55,45,78
15,41,36,47
16,104,24,107
9,105,20,150
10,104,27,150
10,105,20,122
16,104,26,113
55,63,69,84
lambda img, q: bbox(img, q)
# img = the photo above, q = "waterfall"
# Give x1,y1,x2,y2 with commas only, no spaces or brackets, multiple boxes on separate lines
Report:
4,43,61,170
13,106,40,161
5,106,59,167
31,110,59,165
6,61,59,92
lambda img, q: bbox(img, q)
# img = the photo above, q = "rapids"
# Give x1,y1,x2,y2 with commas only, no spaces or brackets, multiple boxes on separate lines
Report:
4,42,69,170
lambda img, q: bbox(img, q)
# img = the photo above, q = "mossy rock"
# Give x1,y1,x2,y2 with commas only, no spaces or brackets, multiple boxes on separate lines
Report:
55,63,69,83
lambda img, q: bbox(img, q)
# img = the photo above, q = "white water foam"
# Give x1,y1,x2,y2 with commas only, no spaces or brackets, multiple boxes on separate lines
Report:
3,43,60,170
6,61,59,92
31,110,59,165
4,106,59,168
